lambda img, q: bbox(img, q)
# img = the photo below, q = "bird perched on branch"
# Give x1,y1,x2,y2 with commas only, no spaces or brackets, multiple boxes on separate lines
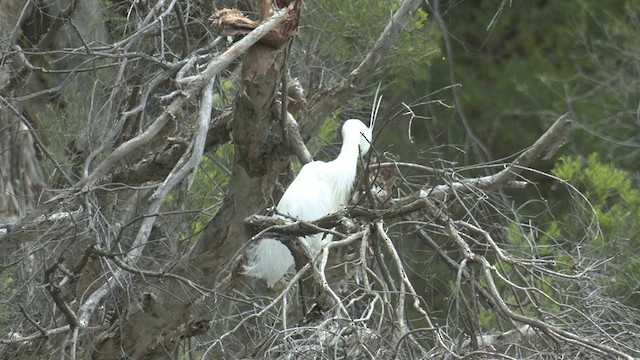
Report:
244,119,374,287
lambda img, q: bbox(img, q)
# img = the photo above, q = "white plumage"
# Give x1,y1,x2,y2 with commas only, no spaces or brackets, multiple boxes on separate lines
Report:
244,119,373,286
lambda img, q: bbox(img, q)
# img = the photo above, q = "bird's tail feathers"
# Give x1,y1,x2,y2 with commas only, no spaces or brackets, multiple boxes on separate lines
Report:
243,238,294,288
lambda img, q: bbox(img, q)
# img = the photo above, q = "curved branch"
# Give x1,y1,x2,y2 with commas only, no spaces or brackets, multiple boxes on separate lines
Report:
302,0,423,138
423,114,572,201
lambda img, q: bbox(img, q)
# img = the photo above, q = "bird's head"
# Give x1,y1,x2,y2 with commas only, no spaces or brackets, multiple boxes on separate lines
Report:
342,119,373,157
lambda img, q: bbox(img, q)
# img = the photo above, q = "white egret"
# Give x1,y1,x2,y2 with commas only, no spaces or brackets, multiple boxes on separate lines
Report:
244,119,374,287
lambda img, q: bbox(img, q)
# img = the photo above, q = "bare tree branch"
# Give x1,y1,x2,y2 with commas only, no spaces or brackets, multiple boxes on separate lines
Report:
302,0,424,138
79,8,290,190
424,114,572,201
2,1,637,359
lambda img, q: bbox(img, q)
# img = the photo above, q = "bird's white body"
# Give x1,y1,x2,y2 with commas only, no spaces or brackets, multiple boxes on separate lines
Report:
244,119,373,287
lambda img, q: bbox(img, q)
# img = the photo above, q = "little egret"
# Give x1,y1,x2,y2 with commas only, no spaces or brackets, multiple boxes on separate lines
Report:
244,119,373,286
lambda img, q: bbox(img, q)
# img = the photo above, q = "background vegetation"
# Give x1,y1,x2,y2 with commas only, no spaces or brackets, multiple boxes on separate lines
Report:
0,0,638,358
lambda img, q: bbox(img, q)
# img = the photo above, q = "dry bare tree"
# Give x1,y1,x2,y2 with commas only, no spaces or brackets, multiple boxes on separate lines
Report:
0,0,638,359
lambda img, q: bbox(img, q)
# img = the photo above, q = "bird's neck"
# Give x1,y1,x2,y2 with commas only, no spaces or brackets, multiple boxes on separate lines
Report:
336,136,361,165
330,137,361,205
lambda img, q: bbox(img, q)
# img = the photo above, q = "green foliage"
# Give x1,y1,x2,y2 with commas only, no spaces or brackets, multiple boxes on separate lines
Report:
422,1,582,160
0,274,17,328
213,77,235,109
387,7,439,92
551,154,640,306
553,154,640,234
100,0,137,39
314,116,339,152
301,0,439,162
318,117,339,144
37,98,86,185
184,143,235,238
190,143,234,210
565,1,640,168
305,117,341,163
411,0,640,171
302,0,438,94
306,0,389,64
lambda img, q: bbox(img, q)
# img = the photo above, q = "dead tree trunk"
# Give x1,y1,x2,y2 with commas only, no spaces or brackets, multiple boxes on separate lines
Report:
0,108,46,220
91,3,301,357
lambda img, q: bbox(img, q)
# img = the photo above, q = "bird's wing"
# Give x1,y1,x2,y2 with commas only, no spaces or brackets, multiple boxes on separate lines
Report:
277,161,336,221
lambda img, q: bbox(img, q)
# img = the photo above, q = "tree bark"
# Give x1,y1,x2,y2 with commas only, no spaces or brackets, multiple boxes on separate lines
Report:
0,104,46,219
91,3,299,357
